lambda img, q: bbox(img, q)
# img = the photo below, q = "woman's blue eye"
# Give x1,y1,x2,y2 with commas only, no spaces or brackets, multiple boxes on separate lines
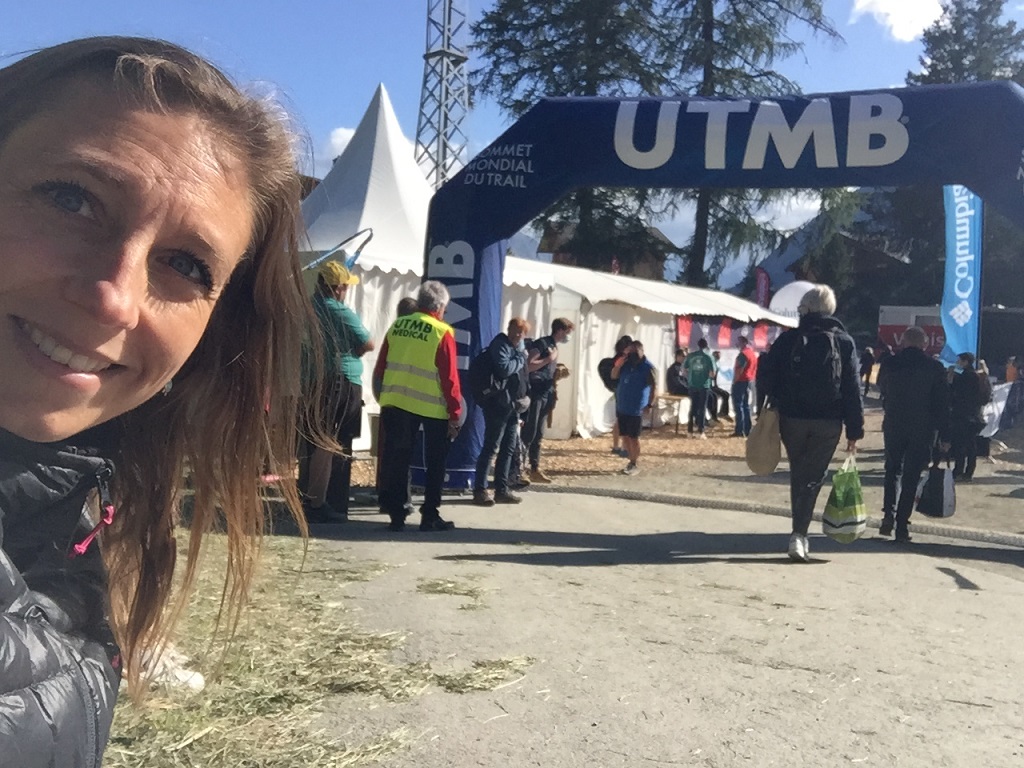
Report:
43,181,93,217
168,251,213,289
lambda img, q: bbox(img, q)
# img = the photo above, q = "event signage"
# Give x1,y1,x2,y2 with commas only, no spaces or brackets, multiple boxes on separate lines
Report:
941,185,983,363
426,83,1024,487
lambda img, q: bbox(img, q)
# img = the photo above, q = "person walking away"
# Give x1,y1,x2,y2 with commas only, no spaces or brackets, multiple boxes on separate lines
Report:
373,281,462,531
760,284,864,562
522,318,574,483
611,341,657,475
876,327,950,542
598,336,633,457
859,347,875,398
684,339,716,439
303,260,373,523
949,352,986,482
473,318,531,505
732,335,758,437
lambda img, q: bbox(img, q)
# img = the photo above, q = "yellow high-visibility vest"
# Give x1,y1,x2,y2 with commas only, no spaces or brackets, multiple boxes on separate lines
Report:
379,311,452,419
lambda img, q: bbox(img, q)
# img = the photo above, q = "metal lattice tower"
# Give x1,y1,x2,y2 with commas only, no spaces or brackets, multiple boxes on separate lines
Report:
415,0,469,190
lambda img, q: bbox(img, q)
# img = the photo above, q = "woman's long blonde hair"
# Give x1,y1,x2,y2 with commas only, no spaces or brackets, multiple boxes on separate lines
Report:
0,37,324,695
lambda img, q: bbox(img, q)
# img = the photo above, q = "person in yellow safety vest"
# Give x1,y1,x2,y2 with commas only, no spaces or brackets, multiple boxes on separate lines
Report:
372,280,462,531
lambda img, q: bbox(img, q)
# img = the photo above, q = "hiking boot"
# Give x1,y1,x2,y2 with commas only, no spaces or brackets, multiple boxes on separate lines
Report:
473,489,495,507
494,491,522,504
878,518,894,537
529,468,552,484
420,516,455,531
788,534,808,562
516,475,532,487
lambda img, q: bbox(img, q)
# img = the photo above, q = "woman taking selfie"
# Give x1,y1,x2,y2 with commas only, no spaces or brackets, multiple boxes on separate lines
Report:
0,37,320,766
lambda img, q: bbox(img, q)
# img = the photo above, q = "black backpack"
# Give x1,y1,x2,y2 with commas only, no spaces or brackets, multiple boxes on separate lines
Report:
597,357,617,393
468,349,506,403
787,330,843,408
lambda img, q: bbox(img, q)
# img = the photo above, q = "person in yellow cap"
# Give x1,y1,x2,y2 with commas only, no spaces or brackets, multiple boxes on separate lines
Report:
302,259,374,523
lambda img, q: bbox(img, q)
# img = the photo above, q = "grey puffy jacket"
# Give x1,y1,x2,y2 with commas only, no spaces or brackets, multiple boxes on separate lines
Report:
0,428,122,767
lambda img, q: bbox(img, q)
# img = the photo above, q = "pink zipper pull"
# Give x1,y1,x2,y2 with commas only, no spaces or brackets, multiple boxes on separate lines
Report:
70,466,116,558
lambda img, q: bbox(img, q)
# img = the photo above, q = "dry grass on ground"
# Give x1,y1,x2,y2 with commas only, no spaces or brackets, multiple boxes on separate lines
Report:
106,534,530,767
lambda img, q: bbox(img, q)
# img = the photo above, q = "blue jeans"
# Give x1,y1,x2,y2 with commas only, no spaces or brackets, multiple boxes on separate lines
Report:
474,404,519,494
732,381,751,436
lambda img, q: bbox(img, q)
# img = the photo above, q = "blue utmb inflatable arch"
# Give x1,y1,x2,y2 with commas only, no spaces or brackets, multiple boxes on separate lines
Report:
424,81,1024,487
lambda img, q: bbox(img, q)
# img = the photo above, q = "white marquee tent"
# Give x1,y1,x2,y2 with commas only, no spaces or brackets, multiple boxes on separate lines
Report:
301,85,796,446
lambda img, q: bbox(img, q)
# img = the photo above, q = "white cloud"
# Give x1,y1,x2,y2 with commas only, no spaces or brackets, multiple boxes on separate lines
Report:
312,126,356,178
850,0,943,42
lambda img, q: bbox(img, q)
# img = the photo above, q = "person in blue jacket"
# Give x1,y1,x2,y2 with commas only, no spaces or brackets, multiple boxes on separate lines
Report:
611,341,658,476
0,37,326,765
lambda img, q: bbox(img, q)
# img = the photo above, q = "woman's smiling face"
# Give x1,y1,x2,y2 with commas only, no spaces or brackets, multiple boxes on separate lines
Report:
0,78,254,442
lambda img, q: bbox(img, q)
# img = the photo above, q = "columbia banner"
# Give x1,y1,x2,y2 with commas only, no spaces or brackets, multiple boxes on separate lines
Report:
941,185,983,363
426,83,1024,487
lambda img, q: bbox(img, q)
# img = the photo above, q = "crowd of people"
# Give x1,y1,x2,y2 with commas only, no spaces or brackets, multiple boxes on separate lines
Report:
1,34,1015,766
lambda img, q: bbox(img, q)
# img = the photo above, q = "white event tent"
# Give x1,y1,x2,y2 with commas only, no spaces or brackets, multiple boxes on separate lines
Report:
301,85,795,446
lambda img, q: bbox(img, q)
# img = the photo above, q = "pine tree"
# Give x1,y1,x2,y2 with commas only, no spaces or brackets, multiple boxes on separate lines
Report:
472,0,678,274
907,0,1024,85
470,0,838,282
895,0,1024,310
665,0,840,286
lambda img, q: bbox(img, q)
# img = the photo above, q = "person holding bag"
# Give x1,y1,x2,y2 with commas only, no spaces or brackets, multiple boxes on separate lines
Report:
876,327,950,542
758,284,864,562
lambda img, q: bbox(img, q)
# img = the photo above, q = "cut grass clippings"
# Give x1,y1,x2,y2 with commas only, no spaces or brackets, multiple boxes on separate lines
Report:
106,533,533,767
416,576,487,610
106,535,416,767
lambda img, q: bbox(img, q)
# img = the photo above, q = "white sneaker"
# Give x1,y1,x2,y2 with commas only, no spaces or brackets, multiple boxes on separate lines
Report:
787,534,808,562
802,535,810,558
697,432,708,440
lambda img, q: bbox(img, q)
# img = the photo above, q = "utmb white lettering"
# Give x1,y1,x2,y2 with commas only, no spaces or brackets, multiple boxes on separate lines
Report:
426,240,475,368
614,95,910,171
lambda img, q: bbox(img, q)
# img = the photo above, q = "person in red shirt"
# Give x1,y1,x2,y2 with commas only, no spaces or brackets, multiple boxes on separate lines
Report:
732,335,758,437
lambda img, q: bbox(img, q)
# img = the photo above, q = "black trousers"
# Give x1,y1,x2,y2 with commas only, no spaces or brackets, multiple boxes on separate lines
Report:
378,406,450,522
297,377,362,514
521,388,553,471
779,416,843,536
949,419,981,479
882,429,933,529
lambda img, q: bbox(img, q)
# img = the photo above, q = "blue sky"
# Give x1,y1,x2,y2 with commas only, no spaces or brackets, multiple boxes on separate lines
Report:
5,1,1024,280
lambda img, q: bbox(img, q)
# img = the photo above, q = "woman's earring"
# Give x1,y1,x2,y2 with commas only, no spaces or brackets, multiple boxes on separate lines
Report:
162,380,173,396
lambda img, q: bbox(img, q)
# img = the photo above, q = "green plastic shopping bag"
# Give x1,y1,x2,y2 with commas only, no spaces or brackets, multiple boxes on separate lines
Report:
821,455,867,543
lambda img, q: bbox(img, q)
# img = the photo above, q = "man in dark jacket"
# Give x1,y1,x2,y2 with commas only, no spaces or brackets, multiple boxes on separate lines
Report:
760,284,864,562
522,317,574,483
949,352,986,482
877,326,951,542
473,318,530,506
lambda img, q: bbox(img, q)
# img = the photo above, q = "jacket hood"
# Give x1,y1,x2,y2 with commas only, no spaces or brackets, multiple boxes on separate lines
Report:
0,427,115,554
798,313,847,334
